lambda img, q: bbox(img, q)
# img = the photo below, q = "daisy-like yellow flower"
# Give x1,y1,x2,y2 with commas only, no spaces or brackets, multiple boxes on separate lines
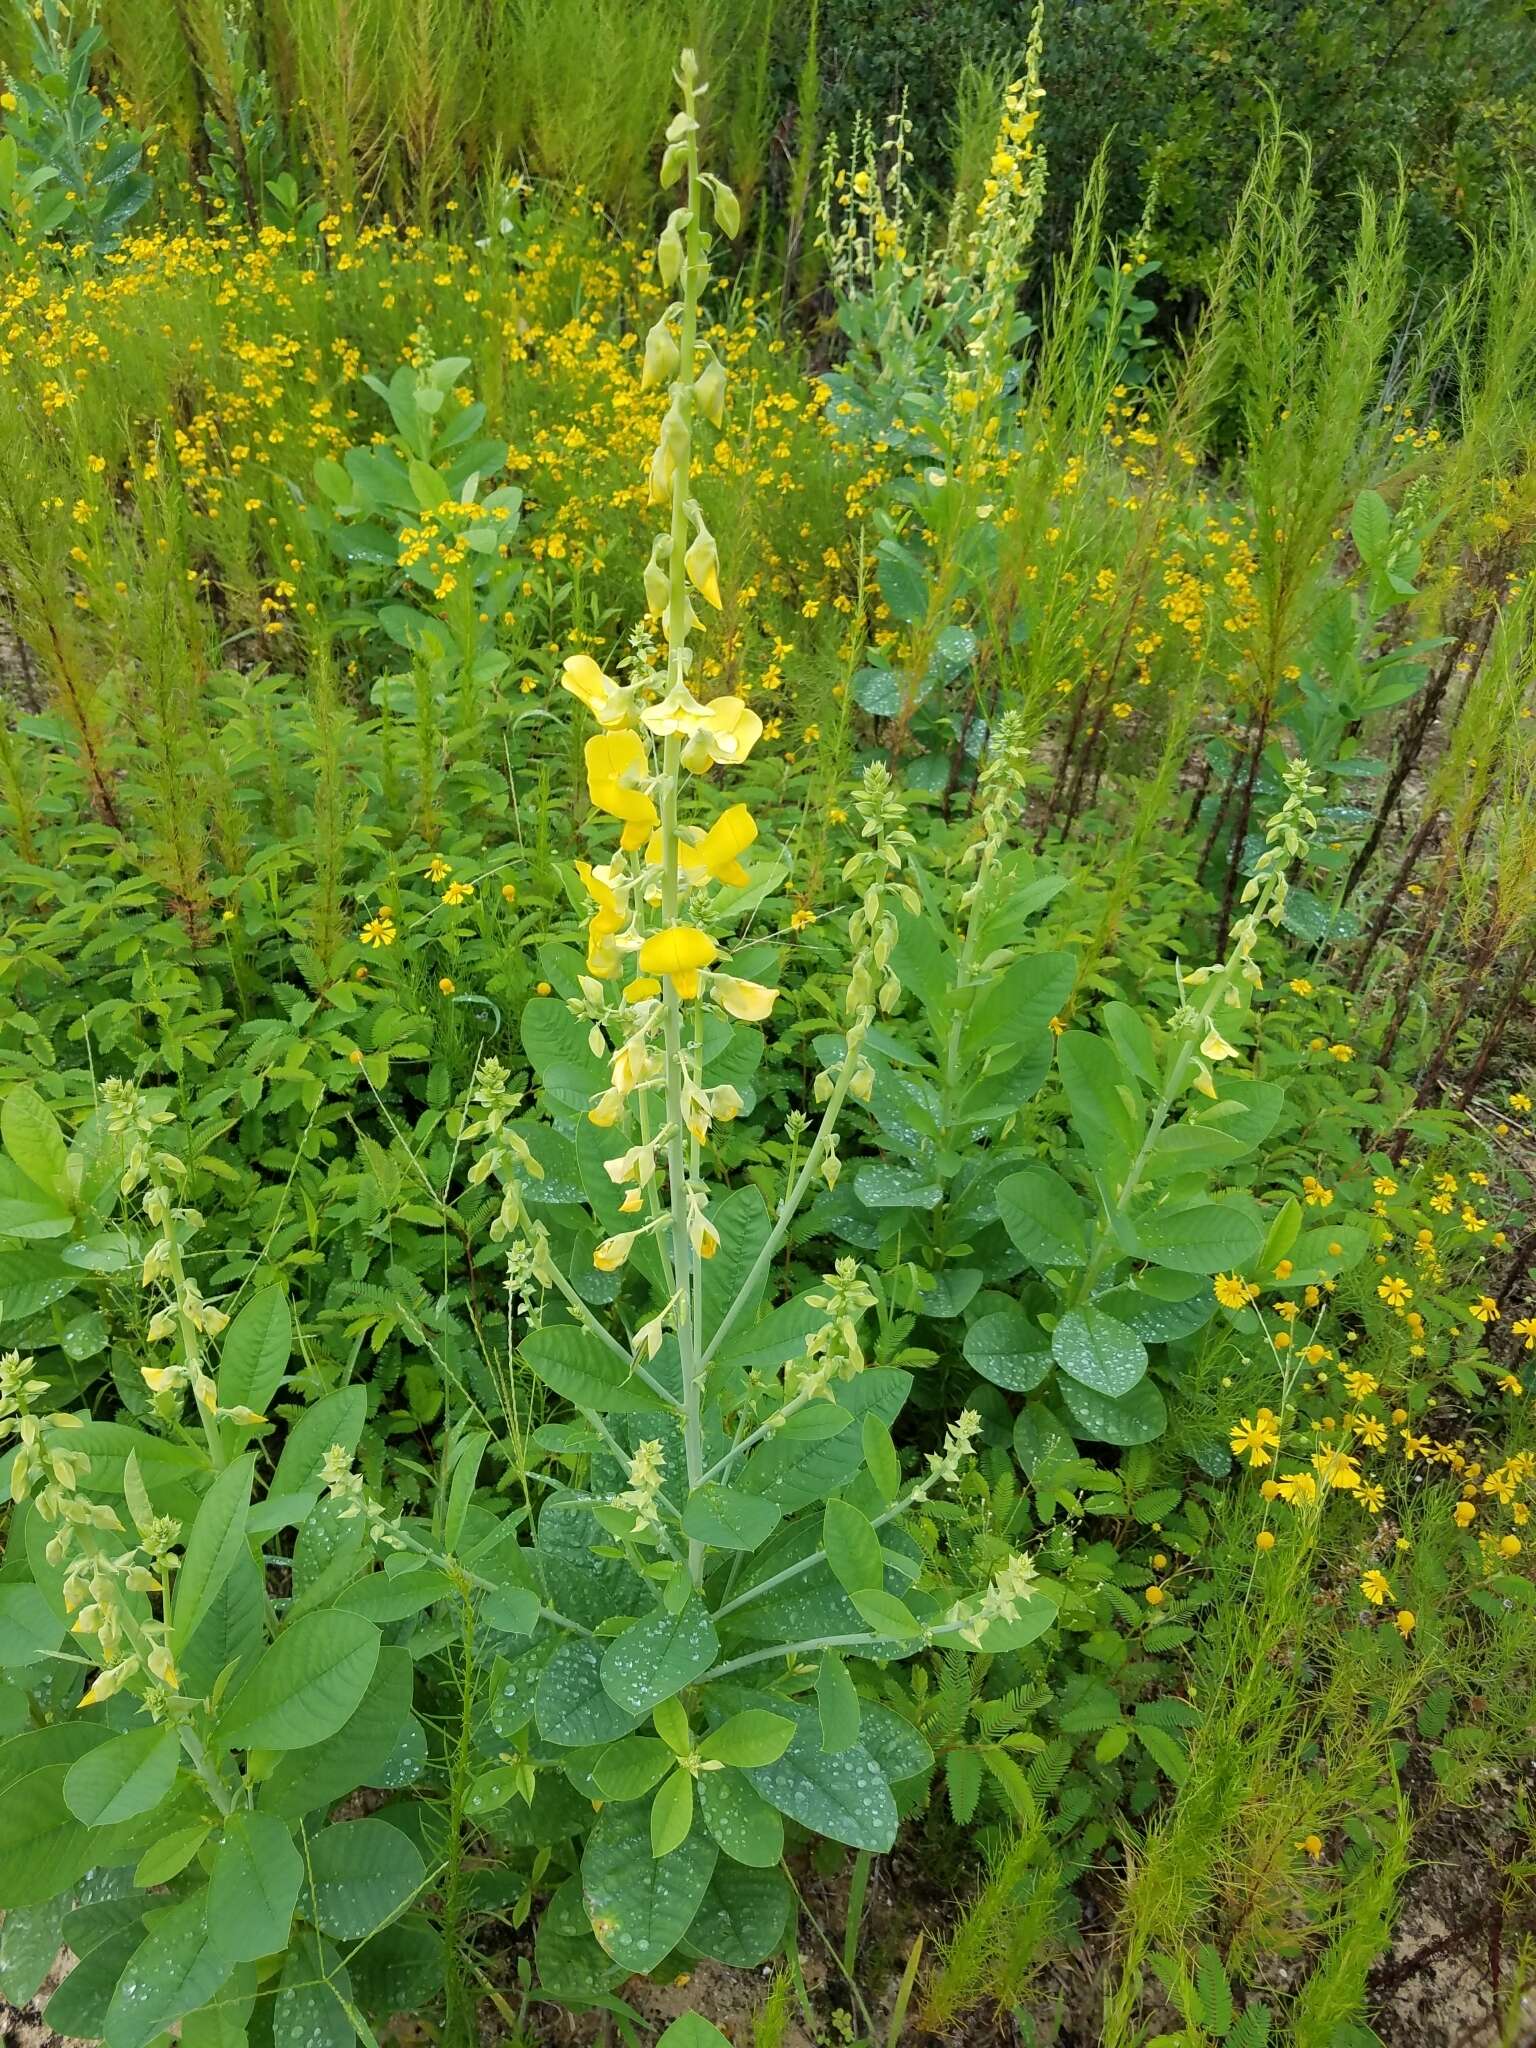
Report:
1312,1445,1362,1492
360,911,397,948
1453,1500,1477,1527
789,907,818,931
1230,1408,1282,1468
1372,1174,1398,1197
1274,1471,1318,1507
1468,1294,1500,1326
1360,1569,1392,1606
1289,977,1314,997
1510,1319,1535,1352
1508,1091,1532,1113
1357,1481,1385,1513
1328,1043,1354,1062
425,854,453,883
1351,1413,1387,1450
1302,1174,1333,1207
441,880,475,907
1214,1272,1258,1310
1377,1274,1412,1310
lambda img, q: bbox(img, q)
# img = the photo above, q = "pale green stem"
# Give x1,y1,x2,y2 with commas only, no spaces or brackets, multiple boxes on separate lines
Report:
704,1609,971,1684
658,85,707,1583
699,1019,866,1371
709,1484,927,1622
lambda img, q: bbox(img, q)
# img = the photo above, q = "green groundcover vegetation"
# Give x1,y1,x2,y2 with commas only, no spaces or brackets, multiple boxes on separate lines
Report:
0,4,1534,2045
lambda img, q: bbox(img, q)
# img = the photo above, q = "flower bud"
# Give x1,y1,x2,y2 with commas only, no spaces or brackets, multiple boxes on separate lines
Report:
641,316,681,392
694,349,726,427
684,525,722,608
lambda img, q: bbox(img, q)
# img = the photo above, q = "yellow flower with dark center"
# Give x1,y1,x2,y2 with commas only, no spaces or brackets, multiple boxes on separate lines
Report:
585,731,659,848
639,925,717,999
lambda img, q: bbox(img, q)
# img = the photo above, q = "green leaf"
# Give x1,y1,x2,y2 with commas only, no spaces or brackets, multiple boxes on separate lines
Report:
1196,1941,1234,2036
134,1822,212,1886
745,1730,898,1850
700,1710,795,1768
273,1933,353,2048
1351,487,1391,566
822,1498,883,1596
1051,1307,1147,1397
698,1767,783,1867
260,1647,413,1817
593,1736,674,1802
1131,1200,1265,1275
63,1726,179,1827
522,1325,673,1416
1135,1721,1189,1785
681,1483,781,1551
1059,1375,1168,1446
997,1165,1089,1268
602,1596,719,1717
173,1455,255,1655
216,1289,291,1418
103,1889,230,2048
0,1765,89,1907
658,2020,733,2048
816,1652,861,1754
850,1587,921,1638
269,1385,366,1503
688,1861,790,1967
208,1810,303,1962
861,1413,900,1503
876,539,927,625
217,1611,380,1753
650,1768,693,1856
305,1817,425,1939
536,1636,643,1748
1057,1032,1142,1158
0,1895,66,2007
581,1803,716,1972
963,1308,1053,1392
1,1087,69,1199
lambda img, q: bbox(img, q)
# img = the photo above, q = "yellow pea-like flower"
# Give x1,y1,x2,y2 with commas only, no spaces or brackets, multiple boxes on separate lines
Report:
713,974,778,1021
563,654,637,729
639,924,717,999
585,731,658,848
576,860,626,978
